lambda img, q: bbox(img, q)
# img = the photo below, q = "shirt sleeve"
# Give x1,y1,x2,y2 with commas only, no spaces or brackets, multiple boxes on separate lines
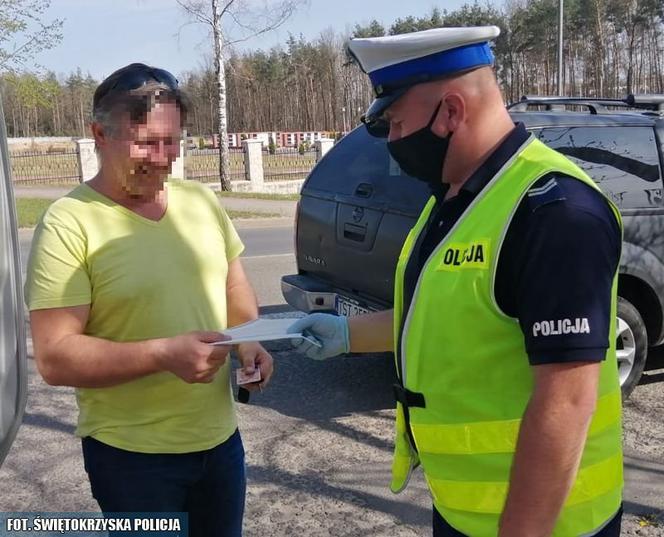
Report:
217,205,244,262
25,220,92,311
194,182,245,262
508,177,621,365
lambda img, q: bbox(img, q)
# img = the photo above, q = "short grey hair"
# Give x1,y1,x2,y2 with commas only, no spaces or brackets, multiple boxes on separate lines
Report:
93,81,188,138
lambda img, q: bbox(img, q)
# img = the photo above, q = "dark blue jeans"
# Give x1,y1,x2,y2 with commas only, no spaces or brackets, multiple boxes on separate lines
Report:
433,506,623,536
82,429,246,537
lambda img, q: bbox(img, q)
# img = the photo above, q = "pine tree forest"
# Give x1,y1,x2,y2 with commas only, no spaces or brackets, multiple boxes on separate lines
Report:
3,0,664,138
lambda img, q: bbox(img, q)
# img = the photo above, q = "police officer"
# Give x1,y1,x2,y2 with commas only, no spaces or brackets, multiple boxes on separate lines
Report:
289,27,623,536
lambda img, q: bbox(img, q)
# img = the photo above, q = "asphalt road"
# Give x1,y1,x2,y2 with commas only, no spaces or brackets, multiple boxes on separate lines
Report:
236,222,297,309
5,223,664,535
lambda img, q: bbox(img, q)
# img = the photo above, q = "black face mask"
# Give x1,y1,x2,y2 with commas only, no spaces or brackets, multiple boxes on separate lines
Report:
387,103,452,186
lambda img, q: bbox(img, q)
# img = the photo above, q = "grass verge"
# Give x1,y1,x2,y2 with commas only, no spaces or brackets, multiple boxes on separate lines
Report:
15,198,52,228
15,198,281,228
14,181,80,189
217,191,300,201
227,210,281,219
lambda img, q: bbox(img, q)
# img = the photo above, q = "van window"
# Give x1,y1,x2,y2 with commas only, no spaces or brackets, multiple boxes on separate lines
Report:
538,126,662,209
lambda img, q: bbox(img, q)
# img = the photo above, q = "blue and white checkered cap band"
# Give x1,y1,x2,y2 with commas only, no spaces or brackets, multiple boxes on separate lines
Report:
369,42,495,96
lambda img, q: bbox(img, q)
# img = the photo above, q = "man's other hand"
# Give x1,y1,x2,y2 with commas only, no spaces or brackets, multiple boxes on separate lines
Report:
155,331,231,383
235,342,274,392
287,313,350,360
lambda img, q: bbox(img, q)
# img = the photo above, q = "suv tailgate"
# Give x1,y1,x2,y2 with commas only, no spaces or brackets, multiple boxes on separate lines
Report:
292,127,431,309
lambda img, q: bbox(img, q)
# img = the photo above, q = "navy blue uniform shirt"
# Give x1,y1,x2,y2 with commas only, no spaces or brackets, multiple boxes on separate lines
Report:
405,124,621,365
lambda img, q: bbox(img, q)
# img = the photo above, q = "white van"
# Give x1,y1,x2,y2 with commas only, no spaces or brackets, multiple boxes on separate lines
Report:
0,98,28,467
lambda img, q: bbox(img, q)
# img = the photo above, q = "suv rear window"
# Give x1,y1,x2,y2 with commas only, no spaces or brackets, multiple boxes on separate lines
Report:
304,127,431,213
537,126,662,209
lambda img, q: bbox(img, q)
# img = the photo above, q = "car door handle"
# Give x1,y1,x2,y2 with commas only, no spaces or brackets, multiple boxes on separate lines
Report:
354,183,374,198
344,223,367,242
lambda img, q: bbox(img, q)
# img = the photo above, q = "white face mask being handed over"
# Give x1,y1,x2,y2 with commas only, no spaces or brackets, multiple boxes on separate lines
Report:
386,102,453,187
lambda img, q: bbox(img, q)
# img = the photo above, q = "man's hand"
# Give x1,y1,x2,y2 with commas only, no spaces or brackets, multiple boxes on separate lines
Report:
235,342,274,392
288,313,350,360
154,331,231,384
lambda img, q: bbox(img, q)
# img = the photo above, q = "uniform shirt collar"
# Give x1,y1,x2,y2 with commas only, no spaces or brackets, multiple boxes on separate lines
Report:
436,123,529,201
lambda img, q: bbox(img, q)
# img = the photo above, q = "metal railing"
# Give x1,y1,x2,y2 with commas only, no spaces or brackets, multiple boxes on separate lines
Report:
7,142,323,186
9,148,81,184
184,148,246,182
263,147,316,182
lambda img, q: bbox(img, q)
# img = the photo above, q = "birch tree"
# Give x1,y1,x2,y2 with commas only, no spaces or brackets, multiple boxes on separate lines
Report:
177,0,303,191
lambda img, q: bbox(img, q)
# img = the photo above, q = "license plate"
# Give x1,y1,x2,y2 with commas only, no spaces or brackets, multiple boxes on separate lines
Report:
335,295,372,316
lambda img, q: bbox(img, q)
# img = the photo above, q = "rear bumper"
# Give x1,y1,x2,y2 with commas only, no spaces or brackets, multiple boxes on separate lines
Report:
281,274,388,314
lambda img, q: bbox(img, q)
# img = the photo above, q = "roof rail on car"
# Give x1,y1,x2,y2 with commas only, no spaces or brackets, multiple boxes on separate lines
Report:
508,96,626,114
508,94,664,115
625,94,664,111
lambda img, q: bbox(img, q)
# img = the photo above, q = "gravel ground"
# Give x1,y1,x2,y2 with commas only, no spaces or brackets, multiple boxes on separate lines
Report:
621,367,664,536
241,344,664,537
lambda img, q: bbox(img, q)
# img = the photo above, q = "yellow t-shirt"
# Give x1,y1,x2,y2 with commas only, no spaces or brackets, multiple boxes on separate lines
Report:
25,180,244,453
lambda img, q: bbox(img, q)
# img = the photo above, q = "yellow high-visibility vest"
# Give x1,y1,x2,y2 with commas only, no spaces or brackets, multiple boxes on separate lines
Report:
391,136,623,536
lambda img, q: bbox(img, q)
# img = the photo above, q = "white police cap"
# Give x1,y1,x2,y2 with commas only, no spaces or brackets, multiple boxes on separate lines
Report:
347,26,500,124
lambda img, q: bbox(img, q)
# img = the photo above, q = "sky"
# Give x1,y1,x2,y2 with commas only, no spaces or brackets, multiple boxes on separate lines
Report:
34,0,473,81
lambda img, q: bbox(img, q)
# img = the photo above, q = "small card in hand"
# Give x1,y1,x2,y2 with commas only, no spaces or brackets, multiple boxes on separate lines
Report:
236,368,262,386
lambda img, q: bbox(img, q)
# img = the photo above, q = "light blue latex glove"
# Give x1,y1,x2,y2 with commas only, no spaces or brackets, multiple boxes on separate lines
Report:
287,313,350,360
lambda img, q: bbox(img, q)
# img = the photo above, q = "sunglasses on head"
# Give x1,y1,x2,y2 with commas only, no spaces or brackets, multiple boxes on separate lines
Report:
94,65,179,108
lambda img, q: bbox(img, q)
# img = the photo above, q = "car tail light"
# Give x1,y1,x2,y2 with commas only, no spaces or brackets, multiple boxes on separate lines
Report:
293,200,300,259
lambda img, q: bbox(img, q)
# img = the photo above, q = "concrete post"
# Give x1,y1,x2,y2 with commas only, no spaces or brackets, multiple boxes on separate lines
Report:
315,138,335,162
170,139,185,179
76,138,98,182
243,139,264,188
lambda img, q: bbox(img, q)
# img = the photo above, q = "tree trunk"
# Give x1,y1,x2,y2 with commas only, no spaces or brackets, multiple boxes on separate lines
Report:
594,0,605,96
79,97,85,138
213,0,231,191
627,22,638,95
54,96,59,134
19,105,27,137
11,105,17,137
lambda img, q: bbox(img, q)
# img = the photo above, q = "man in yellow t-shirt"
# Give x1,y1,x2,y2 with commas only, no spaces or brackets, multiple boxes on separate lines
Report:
25,63,272,537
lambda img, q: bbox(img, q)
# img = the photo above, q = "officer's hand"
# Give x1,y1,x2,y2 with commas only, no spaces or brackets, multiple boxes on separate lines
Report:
155,331,231,384
287,313,350,360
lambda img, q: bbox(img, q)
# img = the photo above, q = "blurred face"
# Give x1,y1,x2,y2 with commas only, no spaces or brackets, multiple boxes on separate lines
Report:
100,101,182,199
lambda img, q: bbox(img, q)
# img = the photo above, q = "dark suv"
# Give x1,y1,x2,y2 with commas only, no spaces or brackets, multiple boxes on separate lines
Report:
282,95,664,397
